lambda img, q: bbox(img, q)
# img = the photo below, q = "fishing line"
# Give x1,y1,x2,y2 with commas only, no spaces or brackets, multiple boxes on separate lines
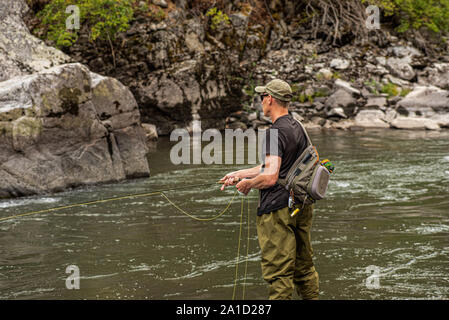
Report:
0,181,253,299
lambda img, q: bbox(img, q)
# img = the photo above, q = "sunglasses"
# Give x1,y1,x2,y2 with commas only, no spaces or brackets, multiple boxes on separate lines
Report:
260,94,269,100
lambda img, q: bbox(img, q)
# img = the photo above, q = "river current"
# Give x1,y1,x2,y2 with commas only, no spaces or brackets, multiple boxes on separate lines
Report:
0,130,448,299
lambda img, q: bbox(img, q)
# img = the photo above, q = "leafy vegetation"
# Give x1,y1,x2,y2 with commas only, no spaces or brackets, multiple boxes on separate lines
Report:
366,0,449,34
35,0,135,48
206,7,230,30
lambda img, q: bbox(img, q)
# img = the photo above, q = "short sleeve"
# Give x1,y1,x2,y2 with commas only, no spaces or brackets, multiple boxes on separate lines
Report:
263,127,285,159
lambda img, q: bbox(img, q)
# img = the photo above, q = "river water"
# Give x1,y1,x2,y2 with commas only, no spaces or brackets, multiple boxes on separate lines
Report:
0,130,448,300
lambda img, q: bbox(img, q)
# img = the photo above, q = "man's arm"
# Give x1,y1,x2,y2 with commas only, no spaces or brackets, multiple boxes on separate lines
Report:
235,155,281,195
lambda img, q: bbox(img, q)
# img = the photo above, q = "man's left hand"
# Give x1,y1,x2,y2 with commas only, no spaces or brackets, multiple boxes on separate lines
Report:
236,179,252,195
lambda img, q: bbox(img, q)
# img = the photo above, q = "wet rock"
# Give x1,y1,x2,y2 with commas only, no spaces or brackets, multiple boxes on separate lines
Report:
390,117,440,130
0,63,149,198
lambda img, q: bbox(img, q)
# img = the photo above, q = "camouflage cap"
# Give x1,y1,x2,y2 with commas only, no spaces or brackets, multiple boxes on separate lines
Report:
255,79,293,102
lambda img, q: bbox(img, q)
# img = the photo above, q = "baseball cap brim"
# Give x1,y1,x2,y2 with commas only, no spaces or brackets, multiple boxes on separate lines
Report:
255,86,267,93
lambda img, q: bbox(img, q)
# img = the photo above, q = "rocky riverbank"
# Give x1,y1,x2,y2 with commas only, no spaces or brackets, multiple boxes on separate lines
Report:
25,0,449,134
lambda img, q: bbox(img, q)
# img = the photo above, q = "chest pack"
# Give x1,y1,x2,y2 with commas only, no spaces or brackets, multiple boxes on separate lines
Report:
277,120,333,208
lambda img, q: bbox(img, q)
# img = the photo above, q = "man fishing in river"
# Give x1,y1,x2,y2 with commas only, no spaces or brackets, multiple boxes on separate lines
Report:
220,79,319,300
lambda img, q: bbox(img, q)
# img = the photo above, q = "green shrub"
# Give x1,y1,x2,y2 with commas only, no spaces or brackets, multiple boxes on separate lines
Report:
381,82,399,97
206,7,230,30
368,0,449,34
35,0,135,47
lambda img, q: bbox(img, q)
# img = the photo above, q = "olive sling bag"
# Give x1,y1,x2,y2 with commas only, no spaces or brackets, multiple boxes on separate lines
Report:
277,120,332,213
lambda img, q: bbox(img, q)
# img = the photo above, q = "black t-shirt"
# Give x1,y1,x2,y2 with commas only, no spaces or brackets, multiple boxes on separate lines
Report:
257,114,307,216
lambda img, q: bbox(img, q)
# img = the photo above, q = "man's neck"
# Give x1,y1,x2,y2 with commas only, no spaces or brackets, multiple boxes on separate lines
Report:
270,108,289,123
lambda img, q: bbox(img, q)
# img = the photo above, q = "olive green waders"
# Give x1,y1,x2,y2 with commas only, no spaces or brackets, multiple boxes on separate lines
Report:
256,205,319,300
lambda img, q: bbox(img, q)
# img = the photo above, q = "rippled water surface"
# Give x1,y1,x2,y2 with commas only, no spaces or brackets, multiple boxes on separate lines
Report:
0,130,448,299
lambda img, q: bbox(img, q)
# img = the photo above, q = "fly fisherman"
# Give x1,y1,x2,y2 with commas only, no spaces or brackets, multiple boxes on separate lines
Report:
220,79,319,300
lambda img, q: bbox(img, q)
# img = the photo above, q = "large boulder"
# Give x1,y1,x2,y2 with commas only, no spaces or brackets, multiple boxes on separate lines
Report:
0,0,70,82
0,63,149,198
397,85,449,116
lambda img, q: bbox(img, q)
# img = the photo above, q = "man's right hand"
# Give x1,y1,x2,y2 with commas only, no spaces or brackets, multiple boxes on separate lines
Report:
219,172,242,191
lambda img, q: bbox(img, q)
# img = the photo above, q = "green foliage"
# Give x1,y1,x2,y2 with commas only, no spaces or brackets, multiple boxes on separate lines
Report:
36,0,135,47
381,82,399,97
400,87,412,96
367,0,449,33
206,7,230,30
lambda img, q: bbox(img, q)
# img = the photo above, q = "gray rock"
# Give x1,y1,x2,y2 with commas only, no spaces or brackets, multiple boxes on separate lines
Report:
311,116,326,126
426,63,449,90
354,110,389,128
229,13,248,28
303,122,322,130
397,85,449,115
385,57,416,81
430,114,449,128
0,63,149,198
317,68,333,80
326,107,347,119
365,96,387,109
291,111,304,122
334,79,361,96
390,117,440,130
387,46,421,59
137,59,241,134
248,112,257,122
0,0,70,82
142,123,158,142
152,0,168,8
325,89,356,109
330,58,350,70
